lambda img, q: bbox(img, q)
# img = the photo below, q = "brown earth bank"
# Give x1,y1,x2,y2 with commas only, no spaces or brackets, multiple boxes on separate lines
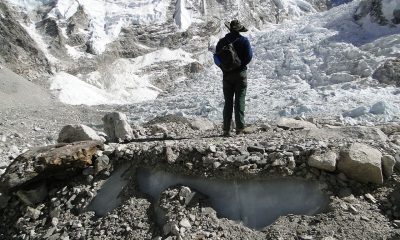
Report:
0,112,400,240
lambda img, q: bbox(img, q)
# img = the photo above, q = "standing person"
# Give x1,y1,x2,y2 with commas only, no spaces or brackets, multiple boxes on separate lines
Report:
214,20,253,136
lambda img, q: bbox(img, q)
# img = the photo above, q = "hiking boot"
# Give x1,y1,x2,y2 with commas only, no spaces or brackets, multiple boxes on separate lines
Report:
237,126,256,135
236,128,244,135
222,130,231,137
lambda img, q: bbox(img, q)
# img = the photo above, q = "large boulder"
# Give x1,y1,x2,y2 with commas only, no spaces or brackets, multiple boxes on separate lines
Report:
338,143,383,184
308,151,337,172
277,118,317,130
0,141,103,191
373,57,400,86
382,155,395,177
343,106,368,118
102,112,133,142
58,124,102,143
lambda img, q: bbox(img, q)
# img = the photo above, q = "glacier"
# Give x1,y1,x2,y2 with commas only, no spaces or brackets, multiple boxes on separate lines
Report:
4,0,400,124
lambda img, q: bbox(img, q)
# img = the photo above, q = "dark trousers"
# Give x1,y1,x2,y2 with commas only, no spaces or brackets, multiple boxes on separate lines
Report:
222,70,247,131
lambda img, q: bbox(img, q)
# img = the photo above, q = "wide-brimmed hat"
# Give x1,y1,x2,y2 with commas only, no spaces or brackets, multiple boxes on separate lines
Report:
224,19,248,32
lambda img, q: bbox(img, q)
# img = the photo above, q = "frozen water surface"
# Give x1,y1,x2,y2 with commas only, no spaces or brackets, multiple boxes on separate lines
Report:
138,168,328,229
88,167,328,229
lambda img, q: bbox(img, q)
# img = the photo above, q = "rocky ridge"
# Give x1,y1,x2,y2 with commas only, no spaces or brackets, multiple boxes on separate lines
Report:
0,1,51,84
0,113,400,239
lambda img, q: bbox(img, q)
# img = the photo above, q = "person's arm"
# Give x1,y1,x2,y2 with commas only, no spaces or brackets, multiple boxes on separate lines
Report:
213,54,221,66
214,39,224,67
241,37,253,66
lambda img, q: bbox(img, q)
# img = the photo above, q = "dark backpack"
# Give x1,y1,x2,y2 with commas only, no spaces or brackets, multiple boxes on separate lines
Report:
217,38,241,72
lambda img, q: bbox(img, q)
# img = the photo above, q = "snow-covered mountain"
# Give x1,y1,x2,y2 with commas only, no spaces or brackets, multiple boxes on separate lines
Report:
2,0,328,104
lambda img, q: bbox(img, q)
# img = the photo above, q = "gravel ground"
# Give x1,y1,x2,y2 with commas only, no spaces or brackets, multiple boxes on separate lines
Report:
1,115,400,239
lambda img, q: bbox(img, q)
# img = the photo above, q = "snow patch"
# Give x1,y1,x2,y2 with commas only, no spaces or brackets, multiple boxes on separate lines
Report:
50,72,119,106
51,48,196,105
50,70,160,106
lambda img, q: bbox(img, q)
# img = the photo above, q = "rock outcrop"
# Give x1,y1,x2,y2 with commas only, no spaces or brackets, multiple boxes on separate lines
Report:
354,0,399,25
0,2,51,82
0,141,103,191
338,143,383,184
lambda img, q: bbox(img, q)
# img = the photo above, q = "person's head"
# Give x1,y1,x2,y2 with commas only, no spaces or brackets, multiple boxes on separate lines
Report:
224,19,248,33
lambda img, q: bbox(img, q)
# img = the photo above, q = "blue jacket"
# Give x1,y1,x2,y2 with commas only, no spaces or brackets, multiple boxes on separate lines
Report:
214,32,253,72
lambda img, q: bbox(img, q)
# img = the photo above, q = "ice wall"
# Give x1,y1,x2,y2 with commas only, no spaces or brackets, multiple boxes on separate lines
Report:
137,169,328,229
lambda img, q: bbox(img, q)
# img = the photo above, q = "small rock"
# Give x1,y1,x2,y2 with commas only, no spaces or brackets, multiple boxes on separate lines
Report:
360,216,370,221
349,205,358,214
50,207,61,218
165,147,178,164
51,217,59,227
43,227,56,238
103,144,116,155
277,118,317,130
299,235,314,240
213,161,221,169
9,145,20,157
163,222,180,236
94,155,110,174
393,220,400,228
179,186,192,204
364,193,377,203
339,202,349,210
308,151,337,172
247,145,265,154
25,206,41,220
209,145,217,153
179,218,191,229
